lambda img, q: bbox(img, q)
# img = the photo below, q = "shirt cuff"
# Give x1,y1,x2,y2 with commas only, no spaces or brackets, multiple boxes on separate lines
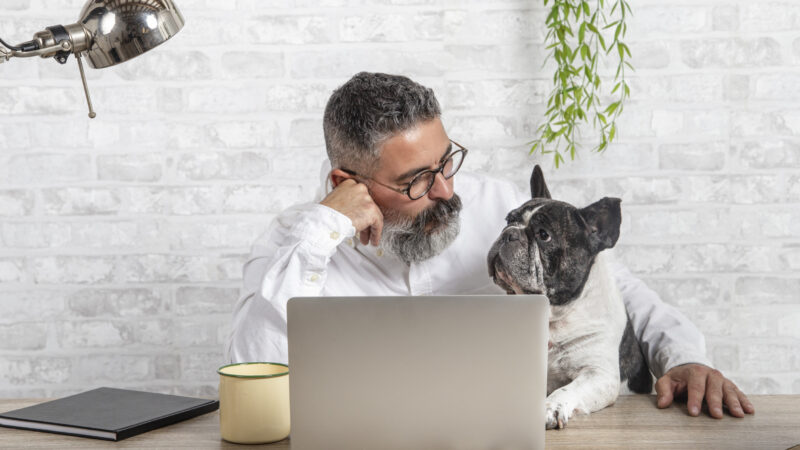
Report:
289,203,356,255
653,346,714,379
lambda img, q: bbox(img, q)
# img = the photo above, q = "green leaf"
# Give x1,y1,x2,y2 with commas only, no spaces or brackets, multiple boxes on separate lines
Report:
605,101,619,115
608,122,617,141
582,1,590,16
586,22,599,34
578,22,586,43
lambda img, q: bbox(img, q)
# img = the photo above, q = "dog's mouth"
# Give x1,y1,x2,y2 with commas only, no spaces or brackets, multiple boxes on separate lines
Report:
490,258,524,295
491,256,546,296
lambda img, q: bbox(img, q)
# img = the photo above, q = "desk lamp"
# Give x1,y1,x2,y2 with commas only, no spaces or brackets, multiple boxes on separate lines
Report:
0,0,184,118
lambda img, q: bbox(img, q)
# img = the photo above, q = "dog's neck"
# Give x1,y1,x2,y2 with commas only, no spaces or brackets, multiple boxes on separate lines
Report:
548,252,616,323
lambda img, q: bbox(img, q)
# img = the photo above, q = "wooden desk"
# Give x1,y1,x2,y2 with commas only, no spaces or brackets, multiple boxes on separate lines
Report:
1,395,798,449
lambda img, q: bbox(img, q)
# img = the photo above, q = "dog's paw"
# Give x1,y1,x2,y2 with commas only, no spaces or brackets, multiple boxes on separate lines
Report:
545,401,572,430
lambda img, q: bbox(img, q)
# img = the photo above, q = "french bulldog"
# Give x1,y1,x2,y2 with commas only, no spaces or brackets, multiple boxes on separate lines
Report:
487,165,652,430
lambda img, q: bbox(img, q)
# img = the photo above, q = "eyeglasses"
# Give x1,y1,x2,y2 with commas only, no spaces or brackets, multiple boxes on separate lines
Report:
342,140,469,200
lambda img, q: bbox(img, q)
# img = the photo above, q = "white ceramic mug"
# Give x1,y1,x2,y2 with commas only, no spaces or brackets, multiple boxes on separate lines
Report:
218,362,290,444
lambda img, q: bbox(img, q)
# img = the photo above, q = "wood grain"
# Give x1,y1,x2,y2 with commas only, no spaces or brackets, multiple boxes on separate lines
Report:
0,395,798,449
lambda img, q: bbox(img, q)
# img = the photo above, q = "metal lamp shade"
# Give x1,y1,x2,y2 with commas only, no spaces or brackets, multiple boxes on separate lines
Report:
79,0,184,69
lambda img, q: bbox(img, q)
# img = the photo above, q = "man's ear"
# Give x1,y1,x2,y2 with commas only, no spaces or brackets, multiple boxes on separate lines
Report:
329,169,355,188
579,197,622,253
530,165,552,199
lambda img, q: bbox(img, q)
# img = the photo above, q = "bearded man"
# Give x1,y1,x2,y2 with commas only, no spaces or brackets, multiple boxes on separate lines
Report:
226,72,753,418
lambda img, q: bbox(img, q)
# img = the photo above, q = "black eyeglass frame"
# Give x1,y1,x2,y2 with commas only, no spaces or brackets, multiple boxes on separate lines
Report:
341,140,469,201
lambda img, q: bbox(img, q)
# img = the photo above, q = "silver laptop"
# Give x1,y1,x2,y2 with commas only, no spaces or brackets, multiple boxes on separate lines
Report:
287,295,549,450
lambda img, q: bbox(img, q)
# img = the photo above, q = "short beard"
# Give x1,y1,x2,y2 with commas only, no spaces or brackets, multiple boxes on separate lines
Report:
379,194,462,264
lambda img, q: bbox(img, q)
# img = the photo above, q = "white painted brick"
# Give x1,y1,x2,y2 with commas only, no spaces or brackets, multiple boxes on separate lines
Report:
734,139,800,169
41,188,121,216
248,15,331,45
0,87,82,115
0,290,67,323
734,277,800,306
155,355,180,380
659,141,727,171
629,6,708,35
221,51,285,79
712,5,738,32
444,9,541,44
627,208,730,240
164,220,265,250
0,357,71,385
681,38,782,69
209,121,280,148
175,286,239,316
289,119,324,147
125,186,221,215
111,51,213,81
117,254,246,283
740,343,800,372
0,190,35,216
222,185,307,214
755,74,800,101
710,344,739,372
184,86,268,113
740,3,800,32
174,318,221,347
67,288,165,317
0,154,92,185
0,124,31,150
30,256,115,284
97,154,164,182
180,351,224,382
737,210,800,239
0,323,48,350
341,14,411,43
290,48,452,79
73,355,151,383
446,79,548,109
0,259,26,283
57,321,127,348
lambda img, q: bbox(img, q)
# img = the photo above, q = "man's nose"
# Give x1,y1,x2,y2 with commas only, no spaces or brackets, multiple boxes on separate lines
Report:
427,172,454,200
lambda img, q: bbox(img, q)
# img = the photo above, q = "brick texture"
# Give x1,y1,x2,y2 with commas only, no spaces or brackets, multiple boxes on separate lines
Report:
0,0,798,397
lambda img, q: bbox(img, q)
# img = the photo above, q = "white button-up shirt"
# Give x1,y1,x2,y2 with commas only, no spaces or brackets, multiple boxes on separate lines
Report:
227,168,712,379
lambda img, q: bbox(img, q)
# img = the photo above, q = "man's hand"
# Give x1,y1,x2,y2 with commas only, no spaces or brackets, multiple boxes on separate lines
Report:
655,363,755,418
320,179,384,246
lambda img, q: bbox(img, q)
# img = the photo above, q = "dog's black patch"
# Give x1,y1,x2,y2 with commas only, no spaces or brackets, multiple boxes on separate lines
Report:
618,317,653,393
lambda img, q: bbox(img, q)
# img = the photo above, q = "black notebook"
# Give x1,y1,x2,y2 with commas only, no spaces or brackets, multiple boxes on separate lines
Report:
0,387,219,441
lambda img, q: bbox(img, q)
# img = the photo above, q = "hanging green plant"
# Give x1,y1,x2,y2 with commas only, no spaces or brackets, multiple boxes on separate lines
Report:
530,0,634,167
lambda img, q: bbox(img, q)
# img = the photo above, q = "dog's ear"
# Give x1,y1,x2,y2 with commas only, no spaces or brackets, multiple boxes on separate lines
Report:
579,197,622,253
530,165,552,199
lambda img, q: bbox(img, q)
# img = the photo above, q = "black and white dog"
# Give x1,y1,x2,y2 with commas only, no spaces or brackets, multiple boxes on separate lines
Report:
487,165,652,429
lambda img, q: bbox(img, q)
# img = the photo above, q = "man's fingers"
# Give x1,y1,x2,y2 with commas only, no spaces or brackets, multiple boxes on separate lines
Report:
359,229,370,246
686,368,707,416
369,209,384,247
723,382,744,418
655,375,675,409
737,386,755,414
705,370,725,419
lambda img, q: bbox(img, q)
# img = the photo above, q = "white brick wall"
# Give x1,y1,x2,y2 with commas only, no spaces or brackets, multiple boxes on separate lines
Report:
1,0,798,397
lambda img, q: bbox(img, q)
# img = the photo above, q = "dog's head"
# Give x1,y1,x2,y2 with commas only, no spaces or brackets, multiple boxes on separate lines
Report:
487,165,622,305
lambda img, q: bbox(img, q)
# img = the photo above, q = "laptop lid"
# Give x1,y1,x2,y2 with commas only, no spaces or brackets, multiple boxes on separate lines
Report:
287,295,548,450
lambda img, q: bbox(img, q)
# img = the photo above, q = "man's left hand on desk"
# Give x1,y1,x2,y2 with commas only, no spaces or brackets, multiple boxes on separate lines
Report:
655,363,755,419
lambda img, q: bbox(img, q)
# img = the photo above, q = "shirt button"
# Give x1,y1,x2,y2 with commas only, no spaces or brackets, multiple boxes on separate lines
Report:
309,274,320,282
376,249,384,257
330,231,340,240
347,238,354,247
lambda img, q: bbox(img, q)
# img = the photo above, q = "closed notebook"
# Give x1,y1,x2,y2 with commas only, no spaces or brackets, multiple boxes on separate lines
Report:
0,387,219,441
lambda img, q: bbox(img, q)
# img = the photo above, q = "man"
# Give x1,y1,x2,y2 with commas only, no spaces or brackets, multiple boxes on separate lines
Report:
227,72,754,419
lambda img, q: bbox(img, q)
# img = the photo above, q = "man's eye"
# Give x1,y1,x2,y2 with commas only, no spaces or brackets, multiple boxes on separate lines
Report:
537,229,550,242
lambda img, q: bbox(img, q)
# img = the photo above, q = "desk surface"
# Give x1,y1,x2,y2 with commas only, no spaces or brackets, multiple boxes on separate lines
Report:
0,395,798,449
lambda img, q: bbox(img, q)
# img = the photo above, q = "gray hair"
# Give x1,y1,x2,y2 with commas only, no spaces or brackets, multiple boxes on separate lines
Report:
323,72,441,175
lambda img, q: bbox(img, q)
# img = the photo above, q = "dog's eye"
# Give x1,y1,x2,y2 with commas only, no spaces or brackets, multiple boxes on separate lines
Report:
537,229,550,242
